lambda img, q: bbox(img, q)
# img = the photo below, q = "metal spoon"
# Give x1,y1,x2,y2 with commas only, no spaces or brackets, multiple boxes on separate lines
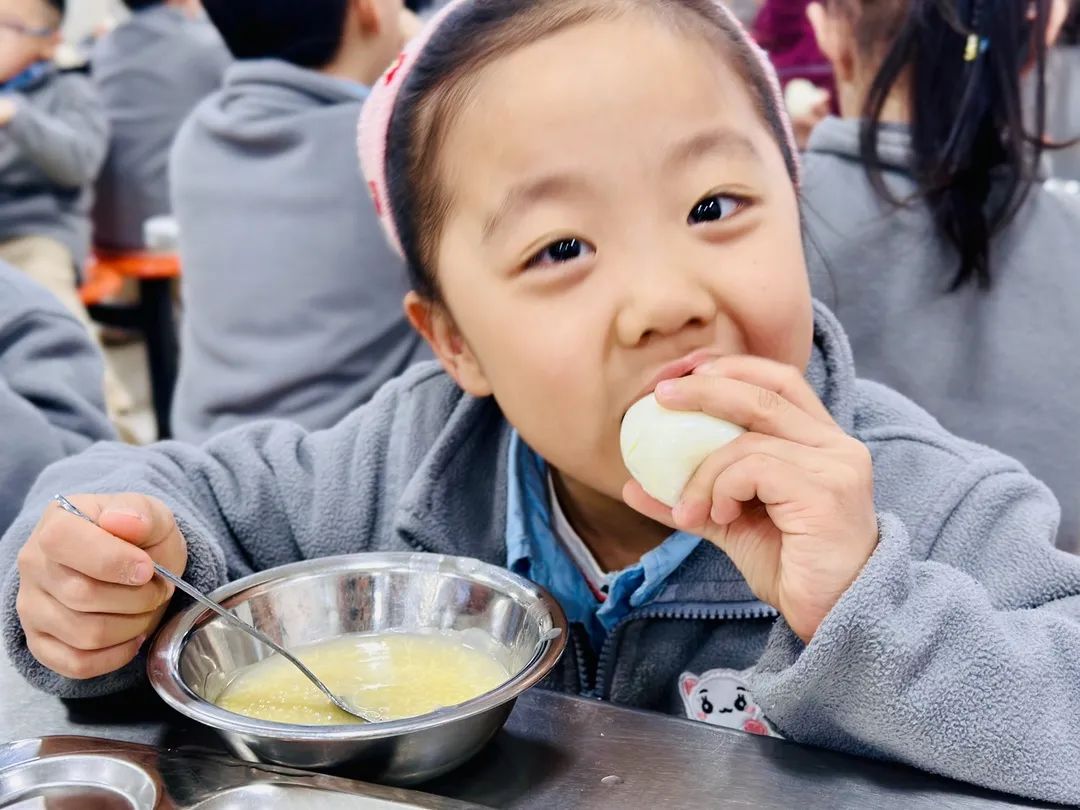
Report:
53,494,382,724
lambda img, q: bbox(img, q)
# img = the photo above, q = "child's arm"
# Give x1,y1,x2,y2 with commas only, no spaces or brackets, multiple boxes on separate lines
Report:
749,470,1080,806
0,304,115,531
625,356,1080,805
0,76,108,188
0,364,454,698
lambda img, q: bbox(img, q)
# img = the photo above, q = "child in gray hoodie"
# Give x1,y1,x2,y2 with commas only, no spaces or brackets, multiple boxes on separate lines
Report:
0,0,132,423
0,259,114,534
0,0,107,311
801,0,1080,551
5,1,1080,804
91,0,230,251
167,0,427,443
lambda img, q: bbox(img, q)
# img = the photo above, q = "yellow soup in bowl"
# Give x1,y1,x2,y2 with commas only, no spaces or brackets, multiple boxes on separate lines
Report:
215,631,510,726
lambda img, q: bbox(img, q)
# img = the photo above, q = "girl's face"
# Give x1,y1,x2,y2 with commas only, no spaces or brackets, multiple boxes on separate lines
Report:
416,13,812,502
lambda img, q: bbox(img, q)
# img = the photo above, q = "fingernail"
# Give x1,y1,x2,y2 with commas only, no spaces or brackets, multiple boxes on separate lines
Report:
673,499,697,526
656,379,678,398
103,508,146,522
129,562,152,585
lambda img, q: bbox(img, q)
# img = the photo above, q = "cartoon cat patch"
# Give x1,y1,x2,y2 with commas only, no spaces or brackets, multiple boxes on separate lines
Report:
679,668,782,738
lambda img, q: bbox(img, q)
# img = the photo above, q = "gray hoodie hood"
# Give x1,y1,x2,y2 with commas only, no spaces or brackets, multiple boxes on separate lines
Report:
169,59,428,442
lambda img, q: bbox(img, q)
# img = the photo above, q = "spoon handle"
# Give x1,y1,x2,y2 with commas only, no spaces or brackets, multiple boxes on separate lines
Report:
51,494,368,721
150,564,358,713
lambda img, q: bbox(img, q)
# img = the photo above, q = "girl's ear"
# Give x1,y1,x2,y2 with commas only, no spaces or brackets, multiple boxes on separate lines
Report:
404,292,494,397
806,3,856,85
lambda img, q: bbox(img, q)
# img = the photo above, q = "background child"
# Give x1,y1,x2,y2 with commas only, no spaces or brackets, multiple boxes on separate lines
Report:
801,0,1080,552
0,0,105,320
752,0,835,143
0,0,134,424
0,259,114,534
167,0,428,443
4,1,1080,804
91,0,230,252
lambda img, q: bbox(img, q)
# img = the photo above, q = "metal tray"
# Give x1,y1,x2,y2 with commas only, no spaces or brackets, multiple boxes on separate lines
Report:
0,737,488,810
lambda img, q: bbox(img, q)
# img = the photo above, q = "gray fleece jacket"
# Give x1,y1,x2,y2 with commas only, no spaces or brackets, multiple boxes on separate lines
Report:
3,305,1079,805
168,59,428,443
0,260,115,534
91,5,230,251
0,67,109,265
803,116,1080,553
1046,46,1080,182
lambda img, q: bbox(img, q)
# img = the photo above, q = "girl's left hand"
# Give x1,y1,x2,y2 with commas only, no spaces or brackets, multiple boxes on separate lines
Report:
623,356,879,643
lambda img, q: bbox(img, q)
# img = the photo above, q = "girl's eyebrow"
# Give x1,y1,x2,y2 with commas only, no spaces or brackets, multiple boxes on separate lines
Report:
665,128,761,171
482,173,591,243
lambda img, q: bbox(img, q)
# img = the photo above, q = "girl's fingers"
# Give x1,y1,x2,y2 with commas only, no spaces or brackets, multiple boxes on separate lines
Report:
675,433,815,528
711,452,819,510
24,591,155,652
40,559,171,616
691,355,834,424
23,630,145,682
672,447,743,530
38,510,155,587
656,375,842,447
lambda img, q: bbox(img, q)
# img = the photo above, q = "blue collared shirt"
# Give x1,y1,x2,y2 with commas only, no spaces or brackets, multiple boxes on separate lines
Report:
505,432,702,648
0,62,50,94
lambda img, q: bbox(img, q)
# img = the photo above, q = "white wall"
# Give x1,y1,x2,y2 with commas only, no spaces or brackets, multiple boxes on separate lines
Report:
63,0,125,42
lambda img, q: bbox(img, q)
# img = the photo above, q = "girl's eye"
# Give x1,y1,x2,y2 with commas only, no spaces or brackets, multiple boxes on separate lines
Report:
525,237,595,269
688,194,744,225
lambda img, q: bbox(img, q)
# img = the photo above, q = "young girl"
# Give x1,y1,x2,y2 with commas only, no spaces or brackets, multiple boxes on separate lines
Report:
801,0,1080,551
5,0,1080,803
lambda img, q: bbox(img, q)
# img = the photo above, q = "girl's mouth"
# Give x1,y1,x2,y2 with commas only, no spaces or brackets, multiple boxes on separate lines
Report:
629,348,727,412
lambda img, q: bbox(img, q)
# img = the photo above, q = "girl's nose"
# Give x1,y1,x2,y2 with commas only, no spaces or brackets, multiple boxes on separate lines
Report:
614,261,718,348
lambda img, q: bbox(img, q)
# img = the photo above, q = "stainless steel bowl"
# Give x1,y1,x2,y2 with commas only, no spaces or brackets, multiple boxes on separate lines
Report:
148,553,567,785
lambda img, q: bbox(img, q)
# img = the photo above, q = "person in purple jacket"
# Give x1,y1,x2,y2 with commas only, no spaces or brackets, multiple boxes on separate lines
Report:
753,0,834,144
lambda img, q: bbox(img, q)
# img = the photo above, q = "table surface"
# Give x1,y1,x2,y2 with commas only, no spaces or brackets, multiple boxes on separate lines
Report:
0,654,1055,809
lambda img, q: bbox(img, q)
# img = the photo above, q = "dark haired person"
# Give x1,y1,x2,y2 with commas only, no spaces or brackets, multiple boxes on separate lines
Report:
168,0,428,442
802,0,1080,551
91,0,229,252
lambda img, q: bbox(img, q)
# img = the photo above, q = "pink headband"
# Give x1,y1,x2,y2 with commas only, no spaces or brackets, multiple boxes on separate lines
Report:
358,0,800,260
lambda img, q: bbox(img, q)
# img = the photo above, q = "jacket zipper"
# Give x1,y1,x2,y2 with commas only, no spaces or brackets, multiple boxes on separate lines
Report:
569,624,597,695
591,601,779,700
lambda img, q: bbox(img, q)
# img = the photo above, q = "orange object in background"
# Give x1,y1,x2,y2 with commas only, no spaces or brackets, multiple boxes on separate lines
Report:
78,260,124,307
81,249,182,440
89,249,182,281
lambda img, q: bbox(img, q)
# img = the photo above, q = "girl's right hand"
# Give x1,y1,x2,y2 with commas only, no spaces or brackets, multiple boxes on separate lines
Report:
15,494,188,680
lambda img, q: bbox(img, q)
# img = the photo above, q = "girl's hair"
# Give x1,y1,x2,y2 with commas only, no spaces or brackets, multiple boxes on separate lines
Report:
831,0,1053,289
383,0,799,301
